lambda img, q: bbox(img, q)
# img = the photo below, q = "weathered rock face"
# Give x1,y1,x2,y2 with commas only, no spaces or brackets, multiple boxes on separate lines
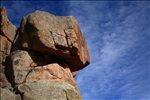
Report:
0,88,18,100
18,80,82,100
0,7,16,89
9,50,77,89
14,11,90,71
1,7,90,100
0,7,16,42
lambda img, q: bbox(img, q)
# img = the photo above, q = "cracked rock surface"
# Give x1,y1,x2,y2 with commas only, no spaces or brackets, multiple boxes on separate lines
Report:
9,50,77,89
0,7,90,100
0,6,16,91
17,80,81,100
13,10,90,71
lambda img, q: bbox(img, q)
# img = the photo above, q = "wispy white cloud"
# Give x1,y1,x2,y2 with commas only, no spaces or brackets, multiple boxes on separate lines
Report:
68,1,150,100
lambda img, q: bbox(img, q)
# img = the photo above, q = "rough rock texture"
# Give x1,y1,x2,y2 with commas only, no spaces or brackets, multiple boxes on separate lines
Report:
13,11,90,71
0,7,90,100
8,50,77,89
17,80,81,100
0,7,16,90
0,7,16,72
0,7,16,42
0,88,18,100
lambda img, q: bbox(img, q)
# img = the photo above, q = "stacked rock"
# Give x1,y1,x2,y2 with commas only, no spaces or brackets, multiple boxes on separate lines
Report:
0,7,18,100
0,7,90,100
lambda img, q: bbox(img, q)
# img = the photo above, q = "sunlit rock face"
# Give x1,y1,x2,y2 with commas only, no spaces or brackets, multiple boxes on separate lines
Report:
0,7,90,100
14,10,90,71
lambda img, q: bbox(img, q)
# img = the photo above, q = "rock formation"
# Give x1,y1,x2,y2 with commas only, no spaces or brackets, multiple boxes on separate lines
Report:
0,7,90,100
0,7,17,99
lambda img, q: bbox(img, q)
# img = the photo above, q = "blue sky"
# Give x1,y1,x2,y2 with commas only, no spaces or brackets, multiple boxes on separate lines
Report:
1,1,150,100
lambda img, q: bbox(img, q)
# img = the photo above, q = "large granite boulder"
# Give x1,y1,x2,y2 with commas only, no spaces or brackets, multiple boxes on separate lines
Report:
14,11,90,71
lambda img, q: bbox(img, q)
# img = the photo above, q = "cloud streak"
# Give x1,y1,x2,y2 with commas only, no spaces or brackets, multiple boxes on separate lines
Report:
68,1,150,100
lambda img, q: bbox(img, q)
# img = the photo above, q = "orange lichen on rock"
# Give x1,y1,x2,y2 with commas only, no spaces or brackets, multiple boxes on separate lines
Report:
13,11,90,72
